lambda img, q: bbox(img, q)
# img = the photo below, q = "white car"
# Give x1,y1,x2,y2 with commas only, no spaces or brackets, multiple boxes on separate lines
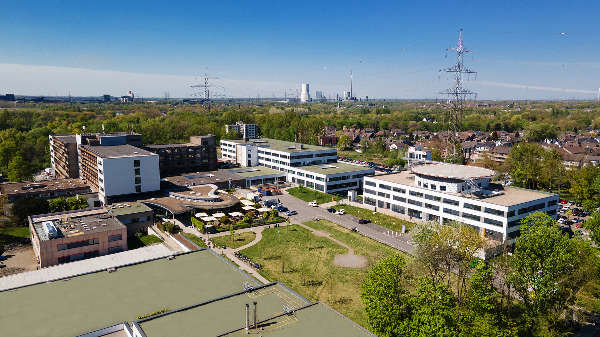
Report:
308,201,318,207
334,209,346,215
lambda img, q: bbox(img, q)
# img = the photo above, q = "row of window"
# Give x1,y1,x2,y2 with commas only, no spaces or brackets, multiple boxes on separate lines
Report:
518,203,546,215
108,234,122,242
58,250,100,264
58,238,100,251
120,216,150,225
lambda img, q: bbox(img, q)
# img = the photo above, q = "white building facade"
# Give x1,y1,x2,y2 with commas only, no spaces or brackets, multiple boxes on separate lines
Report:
220,138,374,194
363,163,558,242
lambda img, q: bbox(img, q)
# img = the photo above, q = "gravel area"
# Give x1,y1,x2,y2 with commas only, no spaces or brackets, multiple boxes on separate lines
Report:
0,244,38,277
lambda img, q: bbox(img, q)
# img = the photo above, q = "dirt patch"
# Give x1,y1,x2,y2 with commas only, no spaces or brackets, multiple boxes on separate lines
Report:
0,244,38,277
333,254,368,268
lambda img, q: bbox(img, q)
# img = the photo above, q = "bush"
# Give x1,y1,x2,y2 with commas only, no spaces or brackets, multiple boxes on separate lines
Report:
160,222,180,234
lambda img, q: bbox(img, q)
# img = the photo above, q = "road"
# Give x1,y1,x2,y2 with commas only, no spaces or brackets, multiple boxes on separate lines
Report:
277,193,415,255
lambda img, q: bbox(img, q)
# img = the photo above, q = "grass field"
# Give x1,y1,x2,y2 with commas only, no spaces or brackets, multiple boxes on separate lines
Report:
0,227,30,246
181,232,207,248
210,232,256,249
127,234,163,250
239,220,403,329
287,187,341,204
331,204,414,233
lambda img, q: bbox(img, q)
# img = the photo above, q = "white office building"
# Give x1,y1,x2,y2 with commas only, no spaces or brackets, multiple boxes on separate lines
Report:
225,121,258,139
79,145,160,204
363,163,558,243
220,138,374,194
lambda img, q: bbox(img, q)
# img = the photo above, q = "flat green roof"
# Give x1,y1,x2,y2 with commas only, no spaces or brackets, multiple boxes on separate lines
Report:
297,162,374,175
226,303,375,337
137,283,311,337
109,201,152,216
222,167,286,178
224,138,334,154
0,250,258,337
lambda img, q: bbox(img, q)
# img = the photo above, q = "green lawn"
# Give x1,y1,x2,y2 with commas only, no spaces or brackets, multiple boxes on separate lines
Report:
127,234,163,250
210,231,256,249
181,232,207,248
0,227,30,246
287,186,341,204
239,220,403,329
331,204,414,233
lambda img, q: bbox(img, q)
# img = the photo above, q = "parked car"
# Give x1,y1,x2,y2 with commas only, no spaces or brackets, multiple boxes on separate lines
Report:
558,218,565,224
358,219,370,224
560,199,567,204
308,201,318,207
576,203,582,207
326,208,336,213
576,222,584,228
277,206,288,212
334,209,346,215
285,210,297,216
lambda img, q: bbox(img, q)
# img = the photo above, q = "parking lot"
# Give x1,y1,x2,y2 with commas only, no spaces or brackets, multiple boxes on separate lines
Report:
337,156,399,173
557,200,593,234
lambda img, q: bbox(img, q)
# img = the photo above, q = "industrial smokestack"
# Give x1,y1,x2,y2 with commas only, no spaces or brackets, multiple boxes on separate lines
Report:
350,70,353,99
245,304,249,330
253,301,257,329
300,84,310,103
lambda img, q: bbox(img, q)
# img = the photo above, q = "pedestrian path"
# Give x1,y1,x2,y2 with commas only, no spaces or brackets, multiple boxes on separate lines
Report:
294,222,354,255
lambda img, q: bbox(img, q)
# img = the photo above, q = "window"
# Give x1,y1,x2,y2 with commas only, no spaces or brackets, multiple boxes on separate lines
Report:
424,194,441,202
443,198,459,206
424,203,439,211
484,207,504,217
508,210,516,217
407,199,422,207
507,230,520,239
464,203,482,211
379,184,391,190
108,234,122,242
508,220,520,228
547,200,558,207
409,191,423,198
135,177,141,184
443,208,459,216
364,189,376,195
484,218,503,227
423,183,428,189
393,195,406,202
134,168,141,175
463,213,480,221
393,187,406,193
377,192,390,198
430,185,436,190
134,160,140,167
58,244,68,251
108,247,123,254
440,186,447,191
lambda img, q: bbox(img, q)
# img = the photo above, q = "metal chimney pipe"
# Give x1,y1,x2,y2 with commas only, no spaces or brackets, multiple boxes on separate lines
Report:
245,304,249,330
253,301,257,329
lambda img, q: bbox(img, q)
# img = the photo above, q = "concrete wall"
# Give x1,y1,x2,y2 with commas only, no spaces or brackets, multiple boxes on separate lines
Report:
99,154,160,200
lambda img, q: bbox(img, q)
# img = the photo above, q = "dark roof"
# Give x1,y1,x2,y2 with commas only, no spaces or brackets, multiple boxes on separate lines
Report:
81,144,156,158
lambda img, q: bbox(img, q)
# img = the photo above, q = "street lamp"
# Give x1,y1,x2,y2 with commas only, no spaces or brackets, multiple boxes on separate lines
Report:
278,230,281,243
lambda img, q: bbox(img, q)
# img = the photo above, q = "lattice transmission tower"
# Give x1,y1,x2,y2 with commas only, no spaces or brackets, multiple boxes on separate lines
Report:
437,29,477,163
191,68,223,113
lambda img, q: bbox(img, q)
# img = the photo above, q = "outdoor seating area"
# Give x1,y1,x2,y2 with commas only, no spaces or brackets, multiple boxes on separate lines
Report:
191,200,284,233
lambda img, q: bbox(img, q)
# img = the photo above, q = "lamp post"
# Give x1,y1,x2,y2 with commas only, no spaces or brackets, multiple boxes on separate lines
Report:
278,230,281,243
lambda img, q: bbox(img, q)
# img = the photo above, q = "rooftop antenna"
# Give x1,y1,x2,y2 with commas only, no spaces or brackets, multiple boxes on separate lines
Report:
437,29,477,164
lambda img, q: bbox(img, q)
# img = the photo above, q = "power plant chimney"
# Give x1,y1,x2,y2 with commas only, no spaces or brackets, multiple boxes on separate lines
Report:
300,84,310,103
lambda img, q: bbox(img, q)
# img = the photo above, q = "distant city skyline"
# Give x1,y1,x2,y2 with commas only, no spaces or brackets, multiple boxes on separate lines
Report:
1,1,599,100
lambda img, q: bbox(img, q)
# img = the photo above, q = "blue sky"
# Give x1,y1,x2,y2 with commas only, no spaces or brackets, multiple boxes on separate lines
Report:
1,0,599,100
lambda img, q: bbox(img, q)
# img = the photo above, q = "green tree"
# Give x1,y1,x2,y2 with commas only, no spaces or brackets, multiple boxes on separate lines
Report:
10,197,50,227
229,225,234,241
360,254,410,337
524,122,558,142
582,199,598,213
401,278,457,337
505,143,544,189
7,154,33,182
0,140,19,169
49,197,68,213
508,212,585,335
66,195,89,210
220,215,230,226
337,135,352,151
